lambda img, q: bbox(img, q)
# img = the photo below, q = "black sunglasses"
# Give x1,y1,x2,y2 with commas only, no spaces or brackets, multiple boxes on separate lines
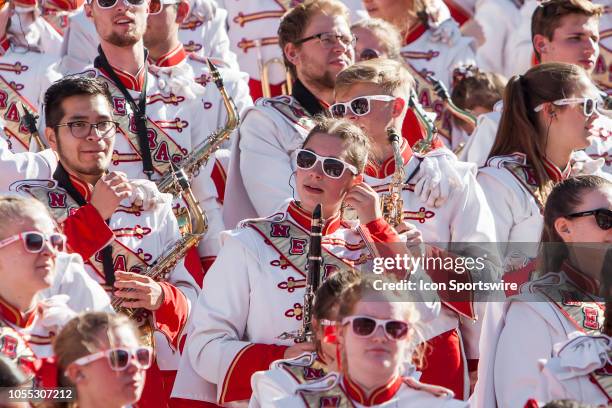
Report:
566,208,612,230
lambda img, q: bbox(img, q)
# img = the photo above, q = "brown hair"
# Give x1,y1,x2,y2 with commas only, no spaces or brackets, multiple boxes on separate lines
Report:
451,68,506,112
278,0,351,78
489,62,593,196
335,274,425,372
531,0,603,62
351,18,402,61
335,58,416,99
0,196,56,239
303,116,371,172
53,312,139,406
538,175,611,273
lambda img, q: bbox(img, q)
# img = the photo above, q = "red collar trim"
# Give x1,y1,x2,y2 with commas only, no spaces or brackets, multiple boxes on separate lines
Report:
68,174,93,202
404,23,427,46
0,36,10,56
99,64,146,92
0,297,35,328
365,137,413,178
151,44,188,68
542,157,571,182
561,261,600,295
342,375,403,406
287,201,341,235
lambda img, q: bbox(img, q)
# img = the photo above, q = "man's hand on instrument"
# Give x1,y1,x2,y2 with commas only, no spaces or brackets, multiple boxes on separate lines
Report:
129,179,171,211
91,171,133,220
344,182,382,224
394,221,423,243
114,271,164,311
284,342,316,359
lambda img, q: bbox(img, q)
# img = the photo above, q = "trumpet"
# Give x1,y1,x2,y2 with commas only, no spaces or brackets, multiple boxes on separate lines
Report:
254,39,293,98
380,128,405,227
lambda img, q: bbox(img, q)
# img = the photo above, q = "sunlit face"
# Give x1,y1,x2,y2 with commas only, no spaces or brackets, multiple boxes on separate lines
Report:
362,0,412,25
0,213,57,303
295,133,358,214
352,26,387,62
47,94,115,181
538,14,600,73
290,12,354,90
558,186,612,244
339,301,409,381
75,326,146,407
85,0,149,47
144,3,178,49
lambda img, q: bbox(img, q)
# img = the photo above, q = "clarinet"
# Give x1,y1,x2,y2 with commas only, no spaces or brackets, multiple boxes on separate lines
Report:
278,203,323,343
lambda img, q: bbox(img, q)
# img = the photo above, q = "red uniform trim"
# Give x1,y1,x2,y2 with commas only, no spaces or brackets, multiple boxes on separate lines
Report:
287,201,342,235
404,23,427,46
64,204,114,259
365,138,414,179
542,156,571,182
0,297,35,328
443,0,472,26
248,78,285,102
99,64,146,92
219,343,289,404
364,218,401,243
561,261,600,295
0,36,10,56
343,375,403,406
211,158,227,204
152,44,188,68
154,281,190,349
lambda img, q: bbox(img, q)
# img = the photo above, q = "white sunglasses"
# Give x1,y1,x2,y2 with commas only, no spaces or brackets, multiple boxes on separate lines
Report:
533,97,599,117
329,95,397,118
69,346,153,373
295,149,358,179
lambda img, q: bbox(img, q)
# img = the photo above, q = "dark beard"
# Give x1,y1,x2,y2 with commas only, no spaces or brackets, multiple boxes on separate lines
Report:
305,70,336,92
107,31,140,47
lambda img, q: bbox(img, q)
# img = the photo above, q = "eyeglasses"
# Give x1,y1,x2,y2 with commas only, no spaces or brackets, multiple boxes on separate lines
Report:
359,48,381,61
342,316,409,340
534,98,599,117
295,149,358,179
93,0,146,9
295,32,356,49
0,231,66,253
329,95,397,118
56,120,118,139
71,347,153,372
566,208,612,230
148,0,180,14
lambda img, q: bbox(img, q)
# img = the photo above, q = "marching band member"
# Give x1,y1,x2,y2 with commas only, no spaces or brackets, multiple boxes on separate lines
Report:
173,118,402,406
363,0,477,145
351,18,402,62
6,0,63,56
276,274,469,408
0,0,62,154
333,58,496,399
10,76,200,408
478,63,606,263
475,175,611,408
54,312,150,408
249,269,360,407
224,0,449,229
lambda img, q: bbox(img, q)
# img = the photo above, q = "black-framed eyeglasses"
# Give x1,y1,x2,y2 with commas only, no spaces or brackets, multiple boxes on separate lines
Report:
55,120,118,139
295,32,356,49
566,208,612,230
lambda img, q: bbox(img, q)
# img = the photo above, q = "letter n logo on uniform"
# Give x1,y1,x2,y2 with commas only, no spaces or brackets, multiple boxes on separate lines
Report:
319,397,340,408
270,223,290,238
582,307,600,330
48,192,67,208
289,238,307,255
0,334,18,359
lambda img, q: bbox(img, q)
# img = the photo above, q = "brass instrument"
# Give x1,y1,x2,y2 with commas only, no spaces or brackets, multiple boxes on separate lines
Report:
427,74,478,156
112,167,207,346
254,39,293,98
381,128,405,227
20,104,47,152
278,204,323,343
157,59,239,197
409,90,438,154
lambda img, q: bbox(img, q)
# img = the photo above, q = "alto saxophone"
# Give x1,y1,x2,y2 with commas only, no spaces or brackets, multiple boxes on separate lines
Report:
157,59,240,196
380,128,405,227
112,167,207,347
409,90,438,155
278,204,323,343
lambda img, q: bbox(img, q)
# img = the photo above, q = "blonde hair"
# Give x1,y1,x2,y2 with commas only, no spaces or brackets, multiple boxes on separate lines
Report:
335,274,426,372
335,58,416,99
0,195,55,239
278,0,351,78
351,18,402,61
303,117,371,172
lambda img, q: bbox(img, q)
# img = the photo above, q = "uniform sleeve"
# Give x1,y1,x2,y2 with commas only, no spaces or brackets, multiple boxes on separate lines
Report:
504,1,538,77
364,218,401,243
152,201,200,349
476,170,516,244
239,109,295,217
0,137,57,191
202,8,240,72
459,111,500,166
474,1,515,76
63,204,115,259
185,235,288,404
493,302,554,408
59,12,99,73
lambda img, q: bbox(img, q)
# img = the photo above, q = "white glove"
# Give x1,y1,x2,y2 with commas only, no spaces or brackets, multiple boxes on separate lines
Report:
571,156,605,176
38,295,77,331
413,157,442,208
128,179,172,211
429,19,462,47
187,0,217,22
